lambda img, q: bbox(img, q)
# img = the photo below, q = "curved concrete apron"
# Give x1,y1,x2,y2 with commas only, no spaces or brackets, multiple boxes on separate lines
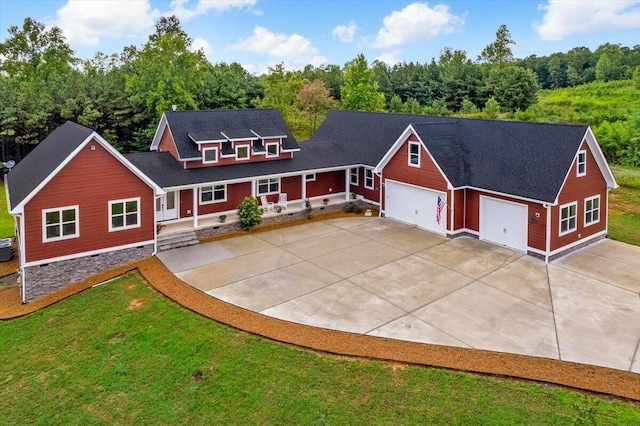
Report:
157,217,640,373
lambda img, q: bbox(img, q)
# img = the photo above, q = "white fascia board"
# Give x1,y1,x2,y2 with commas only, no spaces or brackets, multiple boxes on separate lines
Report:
464,185,548,205
250,129,287,139
374,124,453,189
159,164,359,192
584,127,618,189
150,113,167,151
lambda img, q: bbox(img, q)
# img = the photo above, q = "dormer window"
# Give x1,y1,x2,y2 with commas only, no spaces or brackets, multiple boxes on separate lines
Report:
236,145,250,161
202,147,218,164
408,142,420,167
577,150,586,176
266,142,279,157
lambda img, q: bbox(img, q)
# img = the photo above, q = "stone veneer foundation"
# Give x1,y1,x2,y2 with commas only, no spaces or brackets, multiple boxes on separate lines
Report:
22,244,154,302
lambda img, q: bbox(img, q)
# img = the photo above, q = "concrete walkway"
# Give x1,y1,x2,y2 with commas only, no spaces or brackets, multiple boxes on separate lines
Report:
157,217,640,373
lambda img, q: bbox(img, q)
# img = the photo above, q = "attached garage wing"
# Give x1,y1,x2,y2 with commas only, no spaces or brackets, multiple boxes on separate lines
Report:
385,180,446,234
480,196,528,251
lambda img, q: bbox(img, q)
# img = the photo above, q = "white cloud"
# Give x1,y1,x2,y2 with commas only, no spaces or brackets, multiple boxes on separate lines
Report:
168,0,256,22
55,0,159,46
227,26,327,71
375,50,403,65
191,37,213,56
371,2,464,48
535,1,640,40
333,21,357,42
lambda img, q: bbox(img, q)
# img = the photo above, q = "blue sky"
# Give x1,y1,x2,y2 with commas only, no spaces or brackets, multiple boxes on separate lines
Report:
1,0,639,74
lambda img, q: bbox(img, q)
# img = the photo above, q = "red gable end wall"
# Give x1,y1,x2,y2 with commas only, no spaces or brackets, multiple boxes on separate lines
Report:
158,126,180,161
382,134,448,210
23,140,155,263
550,140,607,251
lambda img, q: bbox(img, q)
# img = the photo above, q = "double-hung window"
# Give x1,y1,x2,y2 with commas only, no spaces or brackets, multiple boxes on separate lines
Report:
257,178,279,195
43,206,79,242
408,142,420,167
584,195,600,226
201,185,226,204
349,168,359,186
364,168,374,189
202,147,218,164
577,150,587,176
110,198,140,231
236,145,250,161
559,202,577,235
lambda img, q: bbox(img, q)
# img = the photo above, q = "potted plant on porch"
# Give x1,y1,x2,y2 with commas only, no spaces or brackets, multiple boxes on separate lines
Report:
219,214,227,223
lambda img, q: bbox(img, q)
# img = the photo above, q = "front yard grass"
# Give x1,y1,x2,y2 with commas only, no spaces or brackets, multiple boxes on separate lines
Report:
1,273,639,424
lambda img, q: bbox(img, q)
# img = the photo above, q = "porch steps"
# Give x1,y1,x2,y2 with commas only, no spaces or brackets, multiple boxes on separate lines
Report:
157,230,199,251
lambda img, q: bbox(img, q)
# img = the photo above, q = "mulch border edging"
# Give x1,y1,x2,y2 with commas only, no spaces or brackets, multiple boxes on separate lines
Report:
2,257,639,402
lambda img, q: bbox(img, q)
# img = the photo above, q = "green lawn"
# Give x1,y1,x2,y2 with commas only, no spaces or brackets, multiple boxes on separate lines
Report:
1,274,639,424
609,185,640,246
0,183,14,238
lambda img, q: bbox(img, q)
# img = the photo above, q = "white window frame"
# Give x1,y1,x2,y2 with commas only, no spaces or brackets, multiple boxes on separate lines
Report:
364,168,374,190
202,147,218,164
42,205,79,242
577,150,587,177
349,168,359,186
559,201,577,236
266,142,279,158
584,195,600,227
109,198,141,232
305,173,316,182
200,184,227,204
408,141,421,167
257,178,280,196
236,144,250,161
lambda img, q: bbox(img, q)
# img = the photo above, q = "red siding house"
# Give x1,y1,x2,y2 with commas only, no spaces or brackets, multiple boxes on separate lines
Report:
6,109,617,302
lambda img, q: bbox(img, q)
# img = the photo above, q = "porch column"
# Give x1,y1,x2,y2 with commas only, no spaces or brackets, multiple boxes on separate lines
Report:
344,168,350,201
193,187,199,228
251,180,256,197
301,175,306,203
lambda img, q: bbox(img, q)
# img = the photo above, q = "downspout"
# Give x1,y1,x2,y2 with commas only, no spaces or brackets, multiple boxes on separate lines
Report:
449,189,454,235
18,213,26,304
377,171,383,217
605,188,611,236
545,204,551,263
152,195,159,256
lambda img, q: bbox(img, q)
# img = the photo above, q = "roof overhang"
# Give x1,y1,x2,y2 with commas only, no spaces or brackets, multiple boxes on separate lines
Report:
10,132,164,215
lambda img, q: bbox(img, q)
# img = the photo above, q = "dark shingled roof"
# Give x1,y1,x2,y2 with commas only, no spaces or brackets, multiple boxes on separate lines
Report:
163,109,299,159
7,121,94,210
307,110,589,203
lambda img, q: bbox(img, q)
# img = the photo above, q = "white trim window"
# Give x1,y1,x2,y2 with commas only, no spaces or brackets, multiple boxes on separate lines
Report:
266,142,279,158
349,168,359,186
43,206,79,242
559,202,577,235
257,178,280,195
305,173,316,182
236,145,250,161
584,195,600,226
364,168,374,190
202,147,218,164
109,198,140,231
408,141,420,167
200,185,226,204
577,150,587,177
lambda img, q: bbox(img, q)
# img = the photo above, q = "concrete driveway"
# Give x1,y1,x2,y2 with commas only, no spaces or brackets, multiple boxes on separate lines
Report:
157,217,640,373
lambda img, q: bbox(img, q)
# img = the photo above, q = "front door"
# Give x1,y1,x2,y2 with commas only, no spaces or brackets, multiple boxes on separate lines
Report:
156,191,178,221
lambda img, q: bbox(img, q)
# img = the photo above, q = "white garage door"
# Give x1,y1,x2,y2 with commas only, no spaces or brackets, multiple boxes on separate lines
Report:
480,196,527,251
385,180,446,234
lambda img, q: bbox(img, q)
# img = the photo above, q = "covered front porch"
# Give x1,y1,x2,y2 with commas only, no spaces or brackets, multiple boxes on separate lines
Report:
157,193,355,236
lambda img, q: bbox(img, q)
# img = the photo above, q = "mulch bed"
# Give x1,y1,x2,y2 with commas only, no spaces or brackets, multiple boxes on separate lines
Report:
1,211,639,402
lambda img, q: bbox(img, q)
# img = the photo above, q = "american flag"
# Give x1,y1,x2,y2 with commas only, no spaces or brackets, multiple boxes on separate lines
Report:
436,195,445,225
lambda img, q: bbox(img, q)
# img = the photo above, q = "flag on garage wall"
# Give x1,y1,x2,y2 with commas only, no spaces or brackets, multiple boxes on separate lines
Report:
436,195,445,225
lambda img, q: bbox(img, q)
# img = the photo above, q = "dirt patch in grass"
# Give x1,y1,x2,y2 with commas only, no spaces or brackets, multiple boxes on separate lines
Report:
127,298,147,310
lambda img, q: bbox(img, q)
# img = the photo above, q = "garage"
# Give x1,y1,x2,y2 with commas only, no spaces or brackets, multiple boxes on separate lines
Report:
385,180,446,234
480,196,528,251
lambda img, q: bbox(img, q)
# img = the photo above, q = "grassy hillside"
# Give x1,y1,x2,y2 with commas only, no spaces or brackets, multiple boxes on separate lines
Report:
537,79,640,126
1,273,639,424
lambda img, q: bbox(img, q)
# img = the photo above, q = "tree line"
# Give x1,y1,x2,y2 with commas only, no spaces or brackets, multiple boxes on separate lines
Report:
1,17,639,166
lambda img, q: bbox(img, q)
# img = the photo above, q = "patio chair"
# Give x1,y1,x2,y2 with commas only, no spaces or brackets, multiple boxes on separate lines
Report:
277,193,288,210
260,195,274,212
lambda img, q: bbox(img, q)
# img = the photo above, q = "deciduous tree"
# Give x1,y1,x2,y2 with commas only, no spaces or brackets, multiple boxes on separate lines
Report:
340,54,386,112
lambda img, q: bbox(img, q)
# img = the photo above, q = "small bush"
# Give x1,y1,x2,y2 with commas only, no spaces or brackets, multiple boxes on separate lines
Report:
304,199,312,219
343,202,363,214
237,196,263,230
